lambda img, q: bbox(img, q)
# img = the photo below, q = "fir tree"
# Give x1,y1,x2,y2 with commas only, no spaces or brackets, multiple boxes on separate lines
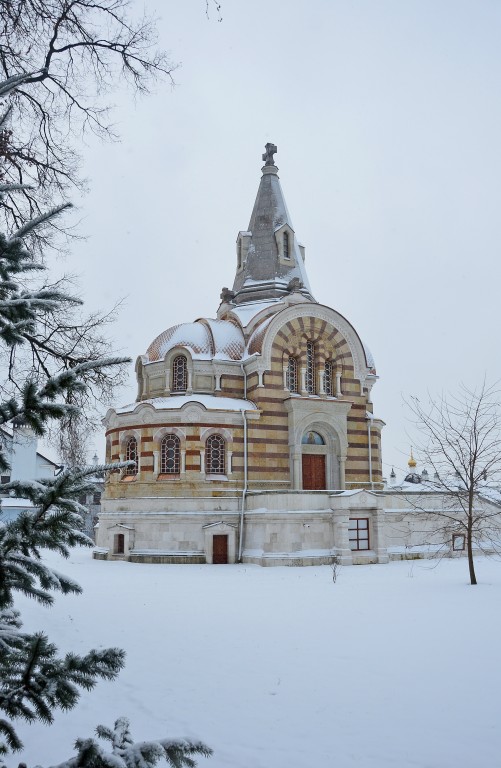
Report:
0,186,128,759
0,76,212,765
40,717,212,768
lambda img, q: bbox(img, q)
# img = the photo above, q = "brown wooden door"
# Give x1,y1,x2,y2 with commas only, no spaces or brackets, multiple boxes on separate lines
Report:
302,455,326,490
213,534,228,564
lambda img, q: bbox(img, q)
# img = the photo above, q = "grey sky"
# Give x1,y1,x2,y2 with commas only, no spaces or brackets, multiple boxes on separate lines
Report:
59,0,501,477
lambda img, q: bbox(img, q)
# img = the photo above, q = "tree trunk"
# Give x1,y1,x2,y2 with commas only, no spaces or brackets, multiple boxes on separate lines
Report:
467,520,477,585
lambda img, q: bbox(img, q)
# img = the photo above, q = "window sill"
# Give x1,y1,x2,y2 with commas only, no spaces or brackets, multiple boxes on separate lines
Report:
157,473,181,481
205,474,229,482
120,475,138,482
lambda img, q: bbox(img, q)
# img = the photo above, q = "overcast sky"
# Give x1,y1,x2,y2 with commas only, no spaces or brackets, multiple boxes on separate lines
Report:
58,0,501,478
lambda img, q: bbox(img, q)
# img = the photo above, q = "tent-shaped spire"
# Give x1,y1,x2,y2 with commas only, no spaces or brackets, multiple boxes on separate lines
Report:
230,144,315,305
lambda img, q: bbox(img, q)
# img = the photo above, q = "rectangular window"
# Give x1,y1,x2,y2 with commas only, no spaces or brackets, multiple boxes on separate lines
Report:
452,534,465,551
348,518,369,551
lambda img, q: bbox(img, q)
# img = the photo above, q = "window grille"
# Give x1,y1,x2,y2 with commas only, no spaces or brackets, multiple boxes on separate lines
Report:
161,433,180,474
172,355,188,392
206,434,226,474
306,341,316,394
324,360,333,396
283,231,290,259
286,356,298,393
124,437,138,476
348,518,369,551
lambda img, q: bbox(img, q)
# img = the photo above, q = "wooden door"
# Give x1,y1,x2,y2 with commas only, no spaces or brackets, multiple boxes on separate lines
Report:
213,534,228,564
302,455,326,490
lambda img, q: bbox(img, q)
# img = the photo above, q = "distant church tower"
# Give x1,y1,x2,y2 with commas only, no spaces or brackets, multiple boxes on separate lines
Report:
98,145,385,565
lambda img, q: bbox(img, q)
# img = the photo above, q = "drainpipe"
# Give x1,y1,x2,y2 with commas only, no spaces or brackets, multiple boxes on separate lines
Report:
238,363,248,562
366,411,373,490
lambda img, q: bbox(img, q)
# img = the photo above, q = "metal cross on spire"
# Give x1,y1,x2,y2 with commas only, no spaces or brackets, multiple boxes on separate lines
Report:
262,142,277,166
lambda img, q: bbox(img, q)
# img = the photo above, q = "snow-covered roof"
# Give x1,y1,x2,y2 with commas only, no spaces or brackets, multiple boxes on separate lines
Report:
146,322,212,361
227,299,283,328
116,394,258,414
247,315,275,355
145,319,245,363
203,318,244,360
0,497,36,507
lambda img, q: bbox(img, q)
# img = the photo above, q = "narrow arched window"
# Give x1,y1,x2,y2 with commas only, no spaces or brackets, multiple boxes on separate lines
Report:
286,356,298,393
172,355,188,392
324,360,333,396
238,238,242,269
124,437,138,476
306,341,316,394
206,434,226,475
161,434,180,474
283,231,290,259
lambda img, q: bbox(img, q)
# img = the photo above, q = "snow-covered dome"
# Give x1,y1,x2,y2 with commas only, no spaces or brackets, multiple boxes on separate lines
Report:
145,319,244,362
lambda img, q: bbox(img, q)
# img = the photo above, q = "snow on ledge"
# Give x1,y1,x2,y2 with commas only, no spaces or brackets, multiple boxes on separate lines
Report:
116,394,258,414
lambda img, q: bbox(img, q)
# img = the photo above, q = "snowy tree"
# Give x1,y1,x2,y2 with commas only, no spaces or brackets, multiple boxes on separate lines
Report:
408,381,501,585
0,72,211,763
0,164,127,759
37,717,212,768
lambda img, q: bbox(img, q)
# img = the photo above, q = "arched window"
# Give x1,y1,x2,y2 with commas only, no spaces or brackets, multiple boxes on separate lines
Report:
206,434,226,475
238,238,242,269
283,231,290,259
324,360,333,396
124,437,138,476
172,355,188,392
306,341,316,394
161,434,180,474
286,356,298,393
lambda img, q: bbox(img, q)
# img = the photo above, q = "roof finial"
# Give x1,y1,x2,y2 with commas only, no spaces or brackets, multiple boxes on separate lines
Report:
408,448,417,469
262,142,277,166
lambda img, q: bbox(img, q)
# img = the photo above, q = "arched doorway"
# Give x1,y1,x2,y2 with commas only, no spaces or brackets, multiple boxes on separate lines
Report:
301,430,327,490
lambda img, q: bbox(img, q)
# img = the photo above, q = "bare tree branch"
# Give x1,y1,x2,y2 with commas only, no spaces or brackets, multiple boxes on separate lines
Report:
0,0,176,252
405,381,501,584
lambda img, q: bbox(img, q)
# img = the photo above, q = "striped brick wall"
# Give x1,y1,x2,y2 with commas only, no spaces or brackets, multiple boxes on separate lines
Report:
104,312,382,499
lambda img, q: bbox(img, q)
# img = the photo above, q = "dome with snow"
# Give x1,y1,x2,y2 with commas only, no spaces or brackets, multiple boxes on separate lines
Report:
146,319,244,362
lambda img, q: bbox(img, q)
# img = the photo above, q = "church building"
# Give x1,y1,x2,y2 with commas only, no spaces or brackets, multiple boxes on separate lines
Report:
96,144,475,566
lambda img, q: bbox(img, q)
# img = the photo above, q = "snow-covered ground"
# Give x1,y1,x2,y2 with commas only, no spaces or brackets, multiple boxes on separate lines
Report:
13,550,501,768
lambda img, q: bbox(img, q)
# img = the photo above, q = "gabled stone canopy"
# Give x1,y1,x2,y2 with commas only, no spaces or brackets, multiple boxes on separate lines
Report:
230,147,315,305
